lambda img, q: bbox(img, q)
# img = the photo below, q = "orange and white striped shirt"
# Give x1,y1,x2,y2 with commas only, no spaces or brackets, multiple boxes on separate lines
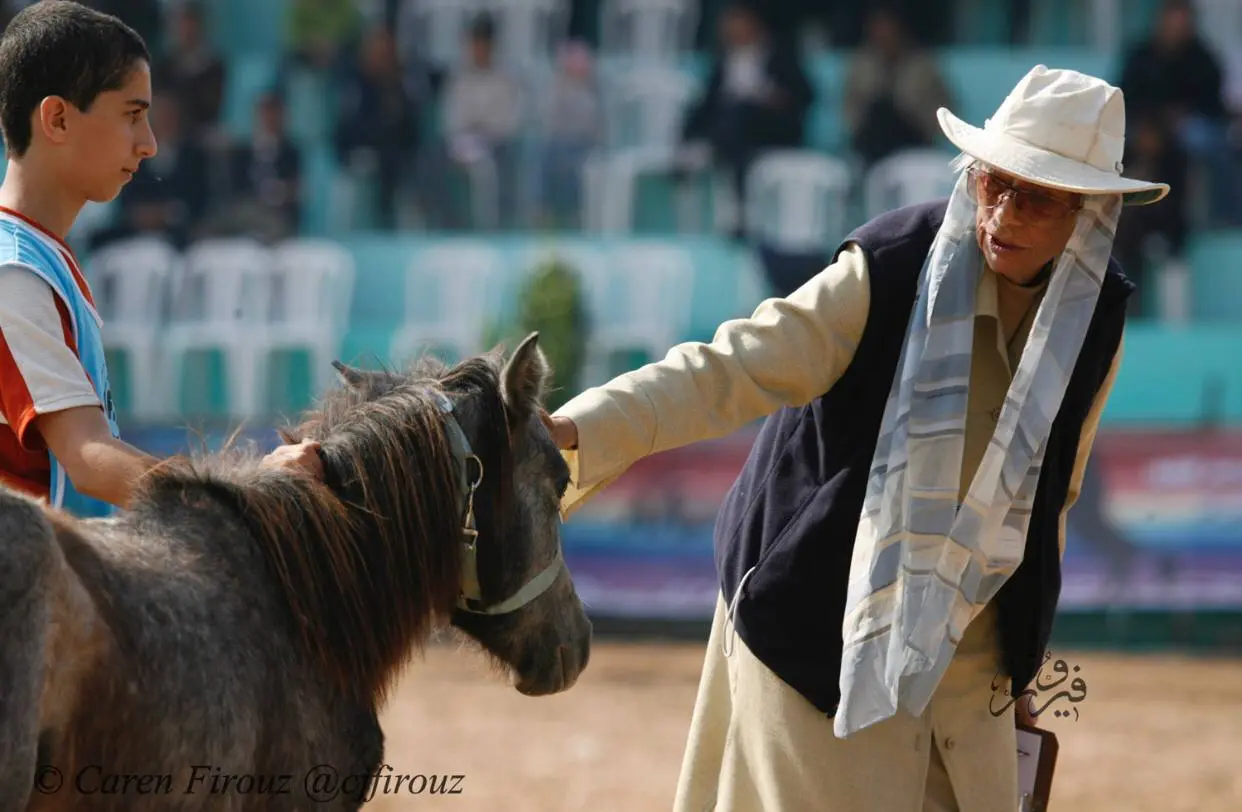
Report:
0,208,101,500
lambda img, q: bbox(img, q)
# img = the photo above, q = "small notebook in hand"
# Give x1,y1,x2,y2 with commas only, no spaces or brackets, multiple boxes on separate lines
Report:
1016,724,1058,812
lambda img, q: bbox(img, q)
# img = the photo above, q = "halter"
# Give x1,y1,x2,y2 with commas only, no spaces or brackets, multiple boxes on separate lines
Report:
431,390,565,615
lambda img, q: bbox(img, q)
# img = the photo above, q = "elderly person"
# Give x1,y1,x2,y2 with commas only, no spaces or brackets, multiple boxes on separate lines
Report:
545,66,1169,811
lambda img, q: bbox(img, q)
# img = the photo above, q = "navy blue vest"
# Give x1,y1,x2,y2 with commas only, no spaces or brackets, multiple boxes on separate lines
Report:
713,200,1132,716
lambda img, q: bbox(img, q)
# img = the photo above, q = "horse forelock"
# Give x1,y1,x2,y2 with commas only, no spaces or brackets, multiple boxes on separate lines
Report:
134,354,515,706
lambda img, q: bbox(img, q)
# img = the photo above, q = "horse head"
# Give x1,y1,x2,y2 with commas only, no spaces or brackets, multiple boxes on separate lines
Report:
296,332,591,698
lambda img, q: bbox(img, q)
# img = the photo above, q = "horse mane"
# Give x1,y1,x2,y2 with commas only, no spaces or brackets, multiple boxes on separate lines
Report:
132,352,514,706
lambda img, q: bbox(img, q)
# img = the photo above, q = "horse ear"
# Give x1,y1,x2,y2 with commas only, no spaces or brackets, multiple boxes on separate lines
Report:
500,332,550,421
332,360,367,388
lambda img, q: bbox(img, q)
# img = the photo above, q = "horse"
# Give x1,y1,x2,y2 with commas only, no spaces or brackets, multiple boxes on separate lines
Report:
0,332,592,811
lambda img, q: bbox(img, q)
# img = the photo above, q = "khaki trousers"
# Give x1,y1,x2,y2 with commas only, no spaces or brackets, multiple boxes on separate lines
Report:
673,593,1018,812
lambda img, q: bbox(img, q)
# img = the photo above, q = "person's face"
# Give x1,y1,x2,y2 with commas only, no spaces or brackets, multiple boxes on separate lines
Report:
867,12,902,55
969,165,1083,284
1158,6,1193,46
362,29,397,76
176,9,203,48
720,8,759,49
51,61,158,203
256,96,284,136
1135,120,1165,157
469,35,493,68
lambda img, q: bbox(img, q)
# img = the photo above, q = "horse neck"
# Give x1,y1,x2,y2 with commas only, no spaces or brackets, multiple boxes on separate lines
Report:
272,404,467,705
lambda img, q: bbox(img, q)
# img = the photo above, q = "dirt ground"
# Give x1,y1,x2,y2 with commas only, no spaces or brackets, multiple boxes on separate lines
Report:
365,638,1242,811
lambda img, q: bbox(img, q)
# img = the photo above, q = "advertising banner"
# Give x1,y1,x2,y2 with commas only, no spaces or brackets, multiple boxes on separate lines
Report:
118,424,1242,619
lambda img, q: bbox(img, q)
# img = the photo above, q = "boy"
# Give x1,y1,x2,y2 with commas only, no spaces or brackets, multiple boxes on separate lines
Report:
0,1,321,514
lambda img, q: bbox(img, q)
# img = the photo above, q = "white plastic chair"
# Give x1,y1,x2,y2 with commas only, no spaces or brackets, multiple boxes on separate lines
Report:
395,0,483,70
68,200,119,254
389,242,505,365
479,0,570,70
86,235,180,420
599,0,698,63
266,239,357,401
863,148,957,220
163,238,274,418
591,65,698,232
583,242,694,384
744,150,852,254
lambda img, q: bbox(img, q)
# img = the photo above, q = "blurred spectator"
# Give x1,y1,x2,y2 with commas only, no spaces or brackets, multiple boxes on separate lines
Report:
97,90,210,250
334,24,426,231
81,0,163,50
776,0,953,49
153,1,226,145
204,92,303,243
679,1,813,235
842,5,953,169
538,39,602,229
1119,0,1241,226
421,12,524,230
285,0,362,74
1114,114,1191,318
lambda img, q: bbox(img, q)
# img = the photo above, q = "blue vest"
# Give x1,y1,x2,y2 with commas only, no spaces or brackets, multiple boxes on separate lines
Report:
713,200,1131,716
0,213,120,516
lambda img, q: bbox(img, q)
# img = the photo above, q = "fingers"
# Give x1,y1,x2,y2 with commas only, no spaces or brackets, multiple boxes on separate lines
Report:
262,438,326,479
539,409,557,432
303,441,326,479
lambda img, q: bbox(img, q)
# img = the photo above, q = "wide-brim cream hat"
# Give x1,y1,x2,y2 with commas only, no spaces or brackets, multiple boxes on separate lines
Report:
937,64,1169,206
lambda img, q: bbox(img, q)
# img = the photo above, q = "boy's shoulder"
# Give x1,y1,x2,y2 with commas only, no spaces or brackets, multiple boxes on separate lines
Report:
0,213,76,278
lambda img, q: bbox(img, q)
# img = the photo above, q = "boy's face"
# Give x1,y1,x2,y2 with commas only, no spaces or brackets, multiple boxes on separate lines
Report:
56,60,158,202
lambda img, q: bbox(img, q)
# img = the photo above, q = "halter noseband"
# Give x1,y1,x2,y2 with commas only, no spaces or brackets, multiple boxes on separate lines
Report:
431,390,564,616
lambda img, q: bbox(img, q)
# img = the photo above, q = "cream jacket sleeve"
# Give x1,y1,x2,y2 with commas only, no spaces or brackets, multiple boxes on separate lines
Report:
556,244,871,517
1057,330,1125,560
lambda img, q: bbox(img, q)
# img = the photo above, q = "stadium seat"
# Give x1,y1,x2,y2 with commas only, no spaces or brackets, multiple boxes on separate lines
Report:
265,238,357,404
390,241,507,364
743,150,852,255
598,0,699,64
163,238,275,418
863,148,958,221
581,241,695,383
589,64,700,233
480,0,572,71
396,0,482,71
87,236,181,420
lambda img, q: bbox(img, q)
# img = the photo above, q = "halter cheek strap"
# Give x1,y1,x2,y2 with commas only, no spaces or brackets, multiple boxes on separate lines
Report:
431,390,565,616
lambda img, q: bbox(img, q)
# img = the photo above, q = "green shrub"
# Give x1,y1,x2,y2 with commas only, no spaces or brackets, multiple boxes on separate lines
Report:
485,254,590,412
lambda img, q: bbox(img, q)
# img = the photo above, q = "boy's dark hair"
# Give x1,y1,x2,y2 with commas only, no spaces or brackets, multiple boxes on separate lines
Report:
0,1,150,156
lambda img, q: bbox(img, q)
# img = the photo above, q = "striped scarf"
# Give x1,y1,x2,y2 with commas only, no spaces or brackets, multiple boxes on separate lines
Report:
833,170,1122,738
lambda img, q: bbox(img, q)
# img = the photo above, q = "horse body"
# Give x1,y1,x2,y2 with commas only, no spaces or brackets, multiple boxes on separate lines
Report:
21,508,378,812
0,335,590,811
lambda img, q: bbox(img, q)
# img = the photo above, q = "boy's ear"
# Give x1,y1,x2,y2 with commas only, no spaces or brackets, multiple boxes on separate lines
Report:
38,96,71,144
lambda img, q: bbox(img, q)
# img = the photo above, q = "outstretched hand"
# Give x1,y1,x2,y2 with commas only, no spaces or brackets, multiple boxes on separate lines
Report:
260,438,325,479
540,410,579,450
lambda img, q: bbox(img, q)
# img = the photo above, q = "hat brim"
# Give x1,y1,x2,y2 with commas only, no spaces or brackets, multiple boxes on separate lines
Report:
937,108,1170,206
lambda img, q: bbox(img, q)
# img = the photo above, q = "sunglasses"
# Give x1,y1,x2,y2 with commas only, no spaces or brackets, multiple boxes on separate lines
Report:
967,167,1083,221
